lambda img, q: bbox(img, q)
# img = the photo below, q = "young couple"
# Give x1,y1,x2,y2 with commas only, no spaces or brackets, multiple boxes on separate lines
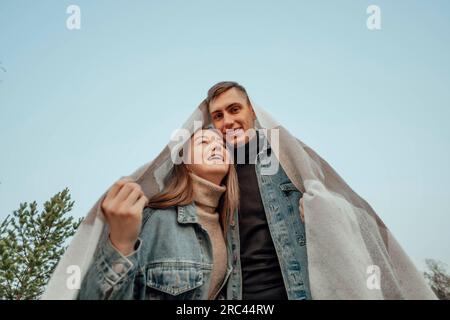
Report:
79,82,310,300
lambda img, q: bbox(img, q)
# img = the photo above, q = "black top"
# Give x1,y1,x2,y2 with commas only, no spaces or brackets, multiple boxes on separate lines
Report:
233,134,288,300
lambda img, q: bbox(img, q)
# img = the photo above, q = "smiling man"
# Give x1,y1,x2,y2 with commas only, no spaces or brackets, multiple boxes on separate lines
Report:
206,81,310,300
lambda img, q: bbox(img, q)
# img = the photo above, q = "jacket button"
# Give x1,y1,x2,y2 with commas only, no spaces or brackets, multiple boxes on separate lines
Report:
112,262,125,274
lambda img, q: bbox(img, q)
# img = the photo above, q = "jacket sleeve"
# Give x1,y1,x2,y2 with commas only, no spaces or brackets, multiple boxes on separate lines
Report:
77,236,143,300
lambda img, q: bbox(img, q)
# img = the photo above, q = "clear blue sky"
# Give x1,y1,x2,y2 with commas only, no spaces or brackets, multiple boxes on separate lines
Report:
1,0,449,272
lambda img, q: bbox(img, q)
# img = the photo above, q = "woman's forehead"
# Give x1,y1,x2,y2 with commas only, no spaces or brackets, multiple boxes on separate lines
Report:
193,129,223,140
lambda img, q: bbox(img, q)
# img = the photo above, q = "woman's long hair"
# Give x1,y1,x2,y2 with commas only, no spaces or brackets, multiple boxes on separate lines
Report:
147,156,239,236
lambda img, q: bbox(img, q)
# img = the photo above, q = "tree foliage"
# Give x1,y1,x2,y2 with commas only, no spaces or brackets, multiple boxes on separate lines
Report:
424,259,450,300
0,188,81,300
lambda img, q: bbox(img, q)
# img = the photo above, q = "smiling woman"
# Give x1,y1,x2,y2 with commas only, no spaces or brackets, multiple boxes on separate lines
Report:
77,128,240,300
185,130,231,185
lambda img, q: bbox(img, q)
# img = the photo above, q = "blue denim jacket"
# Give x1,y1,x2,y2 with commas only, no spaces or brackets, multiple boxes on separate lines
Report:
78,204,234,300
224,138,311,300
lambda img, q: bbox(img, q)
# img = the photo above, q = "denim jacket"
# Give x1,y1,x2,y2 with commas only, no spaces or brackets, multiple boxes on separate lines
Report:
78,204,234,300
224,136,311,300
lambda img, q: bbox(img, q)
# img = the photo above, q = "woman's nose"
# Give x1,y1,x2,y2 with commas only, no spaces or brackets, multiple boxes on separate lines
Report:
211,142,223,152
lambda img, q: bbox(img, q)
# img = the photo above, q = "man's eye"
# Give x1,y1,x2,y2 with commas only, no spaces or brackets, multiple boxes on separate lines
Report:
213,114,222,120
231,107,240,113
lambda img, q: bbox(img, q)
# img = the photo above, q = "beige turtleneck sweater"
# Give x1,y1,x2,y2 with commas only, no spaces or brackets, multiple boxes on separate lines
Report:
189,172,228,300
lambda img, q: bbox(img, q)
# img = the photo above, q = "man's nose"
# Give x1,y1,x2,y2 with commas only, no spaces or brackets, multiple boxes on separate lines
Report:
223,114,234,128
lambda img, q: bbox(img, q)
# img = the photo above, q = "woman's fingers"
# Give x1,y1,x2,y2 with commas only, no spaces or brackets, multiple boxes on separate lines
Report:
132,195,149,211
115,182,138,203
124,188,144,207
102,178,144,215
105,177,134,201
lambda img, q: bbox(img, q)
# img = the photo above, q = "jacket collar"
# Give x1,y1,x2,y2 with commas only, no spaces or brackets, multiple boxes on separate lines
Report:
177,203,199,224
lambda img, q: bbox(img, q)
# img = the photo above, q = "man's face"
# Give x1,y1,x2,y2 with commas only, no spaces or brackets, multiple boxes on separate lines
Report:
208,88,256,146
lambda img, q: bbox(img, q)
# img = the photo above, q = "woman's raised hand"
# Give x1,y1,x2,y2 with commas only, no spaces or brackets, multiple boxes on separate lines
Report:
101,178,148,255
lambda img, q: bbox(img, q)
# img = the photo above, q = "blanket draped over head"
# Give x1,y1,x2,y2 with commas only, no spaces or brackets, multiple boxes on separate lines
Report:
42,99,436,300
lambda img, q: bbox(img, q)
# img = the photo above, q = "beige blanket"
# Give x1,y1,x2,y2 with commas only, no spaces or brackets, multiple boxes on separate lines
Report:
42,100,436,300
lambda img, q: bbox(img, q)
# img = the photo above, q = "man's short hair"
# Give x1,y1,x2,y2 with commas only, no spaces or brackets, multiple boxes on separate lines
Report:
206,81,251,108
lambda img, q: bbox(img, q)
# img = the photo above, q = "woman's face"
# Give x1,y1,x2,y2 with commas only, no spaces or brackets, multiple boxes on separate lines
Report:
186,129,230,185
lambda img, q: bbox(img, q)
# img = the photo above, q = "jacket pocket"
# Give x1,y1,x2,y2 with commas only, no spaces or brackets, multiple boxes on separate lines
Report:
145,261,206,297
279,182,306,228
